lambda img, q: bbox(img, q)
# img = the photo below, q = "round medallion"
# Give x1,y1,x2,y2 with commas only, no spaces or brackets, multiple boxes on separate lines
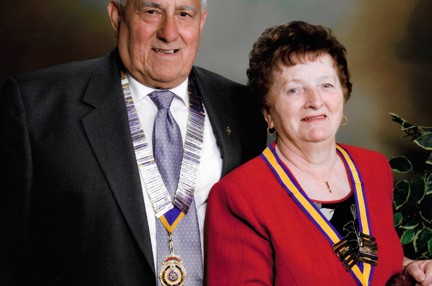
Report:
159,254,187,286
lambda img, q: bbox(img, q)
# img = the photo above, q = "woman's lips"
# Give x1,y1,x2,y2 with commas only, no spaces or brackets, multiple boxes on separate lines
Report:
301,115,327,121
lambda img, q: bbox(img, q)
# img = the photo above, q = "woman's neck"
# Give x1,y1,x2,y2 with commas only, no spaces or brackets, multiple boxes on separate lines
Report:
274,138,349,200
275,137,337,169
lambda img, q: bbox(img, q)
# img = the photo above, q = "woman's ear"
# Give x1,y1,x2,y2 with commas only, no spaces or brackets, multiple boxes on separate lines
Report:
262,107,274,129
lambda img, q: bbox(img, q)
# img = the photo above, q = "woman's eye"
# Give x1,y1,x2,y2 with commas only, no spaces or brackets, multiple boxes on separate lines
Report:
322,83,333,88
287,88,298,94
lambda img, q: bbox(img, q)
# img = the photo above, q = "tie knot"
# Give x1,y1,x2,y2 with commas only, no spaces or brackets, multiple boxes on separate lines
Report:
149,90,175,110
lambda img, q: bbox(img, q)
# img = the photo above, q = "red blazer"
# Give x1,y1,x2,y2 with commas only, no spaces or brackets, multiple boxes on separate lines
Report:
205,144,403,285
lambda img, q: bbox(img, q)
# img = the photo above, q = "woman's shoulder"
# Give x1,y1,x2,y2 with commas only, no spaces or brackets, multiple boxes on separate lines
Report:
338,143,390,169
210,154,275,199
338,143,388,160
220,155,269,184
208,152,283,213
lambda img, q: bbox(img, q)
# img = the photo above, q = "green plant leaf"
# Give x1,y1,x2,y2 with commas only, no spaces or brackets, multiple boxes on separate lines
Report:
416,253,431,260
426,173,432,195
390,156,413,173
410,175,426,204
400,215,419,229
401,229,415,245
394,212,403,227
426,153,432,166
390,114,432,259
389,113,416,133
414,133,432,150
389,113,404,125
393,180,410,209
414,228,432,254
419,195,432,224
428,238,432,256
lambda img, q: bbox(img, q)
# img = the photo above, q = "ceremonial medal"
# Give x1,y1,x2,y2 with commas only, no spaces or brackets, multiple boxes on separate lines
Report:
159,235,187,286
121,72,205,285
159,254,187,286
358,233,378,266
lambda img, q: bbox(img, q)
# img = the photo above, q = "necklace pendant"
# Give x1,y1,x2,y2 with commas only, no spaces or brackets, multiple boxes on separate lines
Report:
358,233,379,266
332,238,357,271
159,235,187,286
159,253,187,286
325,181,332,193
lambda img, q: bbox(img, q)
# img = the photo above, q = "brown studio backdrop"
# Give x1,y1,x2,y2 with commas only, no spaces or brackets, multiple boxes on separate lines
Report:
1,0,432,161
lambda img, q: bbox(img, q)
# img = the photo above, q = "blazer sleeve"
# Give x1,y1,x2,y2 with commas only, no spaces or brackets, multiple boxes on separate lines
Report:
0,77,33,285
205,180,273,286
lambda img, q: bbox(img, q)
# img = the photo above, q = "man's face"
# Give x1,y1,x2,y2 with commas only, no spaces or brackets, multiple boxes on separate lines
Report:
108,0,208,89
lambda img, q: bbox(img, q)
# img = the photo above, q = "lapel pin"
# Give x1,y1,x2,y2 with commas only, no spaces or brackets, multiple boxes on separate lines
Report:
226,126,232,136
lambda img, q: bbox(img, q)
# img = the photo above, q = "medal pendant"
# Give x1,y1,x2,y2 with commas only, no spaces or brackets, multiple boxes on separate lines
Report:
159,253,187,286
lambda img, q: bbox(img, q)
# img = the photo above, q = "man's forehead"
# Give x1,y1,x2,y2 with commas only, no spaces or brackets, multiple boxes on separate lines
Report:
131,0,201,9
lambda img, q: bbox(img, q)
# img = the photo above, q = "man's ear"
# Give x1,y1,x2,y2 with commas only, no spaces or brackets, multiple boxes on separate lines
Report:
199,9,208,32
107,1,122,35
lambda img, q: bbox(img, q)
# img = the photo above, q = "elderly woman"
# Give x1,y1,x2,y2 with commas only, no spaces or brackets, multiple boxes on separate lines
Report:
205,21,432,285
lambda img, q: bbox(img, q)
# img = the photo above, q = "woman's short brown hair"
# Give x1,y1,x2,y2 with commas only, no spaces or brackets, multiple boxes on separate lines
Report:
247,21,352,109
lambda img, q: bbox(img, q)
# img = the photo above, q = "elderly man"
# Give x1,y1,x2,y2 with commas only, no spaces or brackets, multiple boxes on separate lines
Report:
0,0,266,285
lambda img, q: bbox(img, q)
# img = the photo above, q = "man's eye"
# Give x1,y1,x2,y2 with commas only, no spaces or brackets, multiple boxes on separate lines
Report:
323,83,333,88
179,11,192,17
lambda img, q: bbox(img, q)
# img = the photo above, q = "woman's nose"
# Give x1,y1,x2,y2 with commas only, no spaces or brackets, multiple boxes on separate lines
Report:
305,89,324,109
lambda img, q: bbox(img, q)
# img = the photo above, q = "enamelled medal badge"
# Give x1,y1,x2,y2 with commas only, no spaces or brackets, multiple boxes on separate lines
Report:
158,236,187,286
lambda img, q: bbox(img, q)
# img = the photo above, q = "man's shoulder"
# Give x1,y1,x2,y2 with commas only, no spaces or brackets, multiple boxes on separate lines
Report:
13,50,117,88
192,66,245,89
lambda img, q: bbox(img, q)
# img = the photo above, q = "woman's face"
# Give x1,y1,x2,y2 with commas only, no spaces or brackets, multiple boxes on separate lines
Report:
263,53,345,146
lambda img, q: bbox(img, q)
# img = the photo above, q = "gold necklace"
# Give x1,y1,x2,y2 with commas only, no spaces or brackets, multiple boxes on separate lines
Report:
324,181,332,193
288,157,338,194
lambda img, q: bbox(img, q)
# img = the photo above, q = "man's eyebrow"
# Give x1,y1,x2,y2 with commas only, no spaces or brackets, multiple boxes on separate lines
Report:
178,5,196,10
137,1,161,9
136,1,197,12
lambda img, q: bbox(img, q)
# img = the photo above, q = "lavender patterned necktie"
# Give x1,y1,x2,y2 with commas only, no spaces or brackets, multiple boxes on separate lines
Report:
150,90,183,190
149,90,203,286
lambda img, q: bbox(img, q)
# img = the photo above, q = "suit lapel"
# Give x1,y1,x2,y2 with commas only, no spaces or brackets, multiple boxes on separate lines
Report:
80,52,155,274
78,62,244,276
192,67,242,176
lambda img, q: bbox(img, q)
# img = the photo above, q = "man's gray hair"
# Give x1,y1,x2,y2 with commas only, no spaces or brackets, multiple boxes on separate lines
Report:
114,0,208,10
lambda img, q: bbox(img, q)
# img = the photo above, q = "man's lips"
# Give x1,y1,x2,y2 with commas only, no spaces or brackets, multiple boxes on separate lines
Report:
153,48,179,54
301,115,327,121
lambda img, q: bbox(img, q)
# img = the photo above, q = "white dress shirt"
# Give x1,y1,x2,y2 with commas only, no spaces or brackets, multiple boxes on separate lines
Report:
127,73,223,267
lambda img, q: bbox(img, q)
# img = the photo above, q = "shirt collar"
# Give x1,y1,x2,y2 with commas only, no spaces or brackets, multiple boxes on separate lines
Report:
127,73,189,106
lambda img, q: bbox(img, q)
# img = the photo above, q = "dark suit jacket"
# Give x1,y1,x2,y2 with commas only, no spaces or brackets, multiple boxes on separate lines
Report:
0,49,266,285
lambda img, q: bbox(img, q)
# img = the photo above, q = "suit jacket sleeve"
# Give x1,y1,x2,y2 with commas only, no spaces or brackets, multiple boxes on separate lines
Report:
0,76,32,285
0,50,157,286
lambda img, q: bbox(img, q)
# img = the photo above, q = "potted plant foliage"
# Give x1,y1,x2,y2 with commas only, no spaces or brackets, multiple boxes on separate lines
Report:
389,113,432,259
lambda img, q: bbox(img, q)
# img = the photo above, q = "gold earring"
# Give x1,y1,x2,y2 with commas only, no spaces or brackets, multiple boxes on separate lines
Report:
267,127,276,136
341,116,348,126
